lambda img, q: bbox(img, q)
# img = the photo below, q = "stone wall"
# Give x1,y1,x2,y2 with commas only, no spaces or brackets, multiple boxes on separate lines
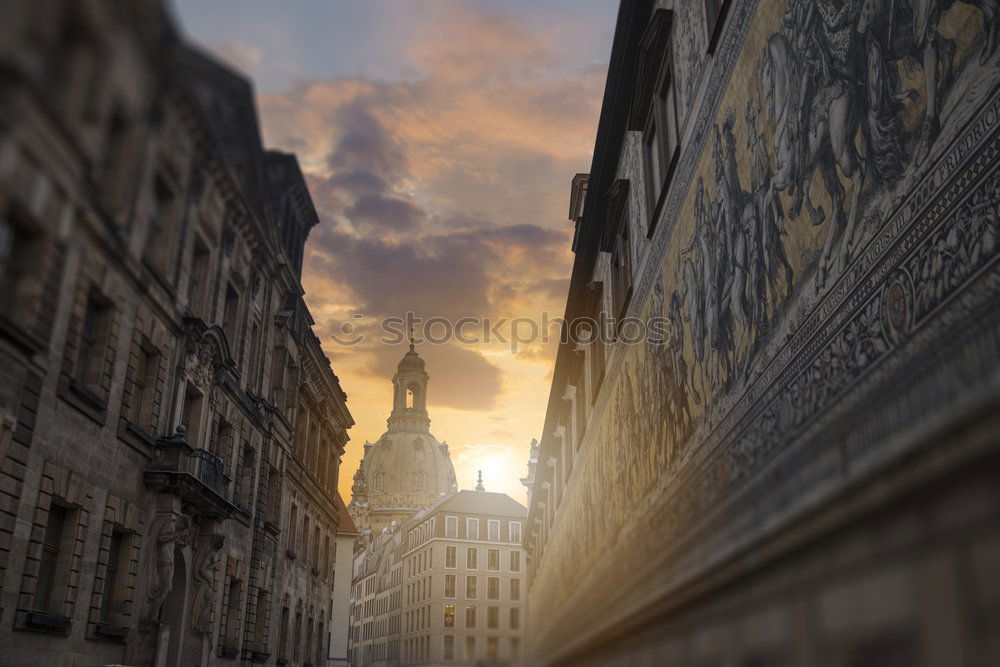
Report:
0,2,353,666
527,0,1000,664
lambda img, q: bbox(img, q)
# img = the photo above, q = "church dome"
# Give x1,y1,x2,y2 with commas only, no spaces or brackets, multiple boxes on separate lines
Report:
348,342,458,537
362,431,457,508
397,344,425,372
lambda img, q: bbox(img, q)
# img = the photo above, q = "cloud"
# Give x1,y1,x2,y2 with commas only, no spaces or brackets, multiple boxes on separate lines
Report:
345,194,427,233
240,1,608,498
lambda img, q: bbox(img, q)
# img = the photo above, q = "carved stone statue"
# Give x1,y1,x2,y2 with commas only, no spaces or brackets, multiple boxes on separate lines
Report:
145,513,192,621
190,534,225,634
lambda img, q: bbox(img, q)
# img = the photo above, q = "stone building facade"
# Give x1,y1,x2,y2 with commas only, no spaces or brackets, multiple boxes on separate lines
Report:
350,489,526,667
348,345,458,541
527,0,1000,665
0,2,354,666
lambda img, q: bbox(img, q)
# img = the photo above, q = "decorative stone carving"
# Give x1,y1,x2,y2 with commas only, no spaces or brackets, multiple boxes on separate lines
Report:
190,534,225,634
144,513,193,622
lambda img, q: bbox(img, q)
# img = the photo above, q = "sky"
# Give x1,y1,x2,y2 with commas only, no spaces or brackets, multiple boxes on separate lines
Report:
171,0,619,504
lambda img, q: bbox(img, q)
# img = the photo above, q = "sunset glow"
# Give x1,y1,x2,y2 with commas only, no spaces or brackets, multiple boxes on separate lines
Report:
173,0,619,502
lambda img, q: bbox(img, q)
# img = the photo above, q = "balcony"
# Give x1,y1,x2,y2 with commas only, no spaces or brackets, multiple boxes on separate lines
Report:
144,427,237,518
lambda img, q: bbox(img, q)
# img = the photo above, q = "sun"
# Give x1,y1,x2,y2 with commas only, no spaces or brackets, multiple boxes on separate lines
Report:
454,445,527,502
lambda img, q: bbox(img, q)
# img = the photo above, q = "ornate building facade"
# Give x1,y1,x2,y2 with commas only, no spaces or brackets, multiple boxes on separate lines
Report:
0,2,354,665
349,488,527,667
348,345,458,541
527,0,1000,665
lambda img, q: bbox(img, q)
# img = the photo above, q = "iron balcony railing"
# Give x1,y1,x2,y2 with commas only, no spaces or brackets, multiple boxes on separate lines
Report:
144,427,236,518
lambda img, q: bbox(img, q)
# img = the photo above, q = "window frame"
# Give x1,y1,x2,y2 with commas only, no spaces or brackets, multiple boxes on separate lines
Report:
487,576,500,601
509,521,522,545
487,548,500,572
703,0,733,55
466,517,479,540
643,58,681,236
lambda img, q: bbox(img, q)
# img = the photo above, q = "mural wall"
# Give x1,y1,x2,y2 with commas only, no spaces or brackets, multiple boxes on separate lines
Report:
530,0,1000,659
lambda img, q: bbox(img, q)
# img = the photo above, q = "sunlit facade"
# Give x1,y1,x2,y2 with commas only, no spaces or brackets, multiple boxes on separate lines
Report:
350,489,526,667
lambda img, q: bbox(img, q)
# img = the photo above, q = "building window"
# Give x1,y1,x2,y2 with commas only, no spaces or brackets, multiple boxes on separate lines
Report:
144,173,178,275
610,215,633,322
487,548,500,571
302,516,310,563
511,637,520,660
74,291,113,394
181,384,206,448
0,208,44,321
466,518,479,540
443,634,455,661
464,636,476,662
443,603,455,628
223,576,242,649
510,521,522,544
223,282,242,349
278,605,290,661
487,636,499,661
487,577,500,600
324,535,331,578
445,545,457,568
445,516,458,538
128,340,159,433
209,415,231,465
465,606,476,629
293,610,302,661
289,504,298,556
465,576,477,600
235,441,255,509
510,607,521,630
466,547,478,570
187,236,210,316
445,574,456,599
703,0,731,53
247,320,262,391
510,550,521,573
414,471,424,491
587,282,606,402
254,588,268,648
488,520,500,542
644,67,679,224
510,578,521,601
487,606,499,630
35,503,73,615
98,528,130,627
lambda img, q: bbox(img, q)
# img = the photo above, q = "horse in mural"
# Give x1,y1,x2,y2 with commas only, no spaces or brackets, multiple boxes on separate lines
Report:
762,30,866,291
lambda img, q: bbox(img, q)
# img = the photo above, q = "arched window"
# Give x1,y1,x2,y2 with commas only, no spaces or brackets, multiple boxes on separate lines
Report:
374,471,384,493
406,386,415,409
414,472,424,492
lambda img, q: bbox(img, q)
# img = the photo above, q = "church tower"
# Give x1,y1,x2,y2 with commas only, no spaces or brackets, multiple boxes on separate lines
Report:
388,341,431,432
348,342,458,541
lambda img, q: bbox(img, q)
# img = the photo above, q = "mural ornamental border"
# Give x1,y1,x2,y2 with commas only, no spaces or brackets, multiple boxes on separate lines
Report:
531,0,1000,655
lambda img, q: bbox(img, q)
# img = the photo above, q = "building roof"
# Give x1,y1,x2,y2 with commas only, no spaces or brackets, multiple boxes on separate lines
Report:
429,489,527,519
335,493,359,536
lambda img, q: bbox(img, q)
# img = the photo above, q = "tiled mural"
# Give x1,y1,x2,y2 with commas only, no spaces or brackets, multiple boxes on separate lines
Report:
531,0,999,656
